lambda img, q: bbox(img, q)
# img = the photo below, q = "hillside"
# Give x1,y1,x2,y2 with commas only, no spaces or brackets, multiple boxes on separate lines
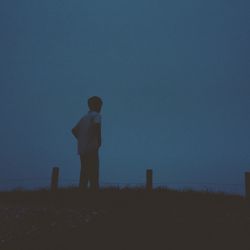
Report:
0,188,249,250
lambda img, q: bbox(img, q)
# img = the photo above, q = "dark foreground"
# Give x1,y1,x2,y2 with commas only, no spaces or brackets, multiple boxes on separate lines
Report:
0,188,249,250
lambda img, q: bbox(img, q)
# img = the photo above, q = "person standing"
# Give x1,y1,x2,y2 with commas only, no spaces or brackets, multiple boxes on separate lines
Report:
72,96,103,190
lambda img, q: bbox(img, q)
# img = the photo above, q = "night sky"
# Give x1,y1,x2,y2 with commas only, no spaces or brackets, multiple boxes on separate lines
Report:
0,0,250,193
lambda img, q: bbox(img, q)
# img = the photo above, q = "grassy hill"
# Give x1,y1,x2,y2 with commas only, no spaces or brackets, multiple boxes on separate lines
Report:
0,188,249,250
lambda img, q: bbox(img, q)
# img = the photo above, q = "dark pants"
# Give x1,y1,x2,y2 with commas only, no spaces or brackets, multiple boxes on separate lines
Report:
79,150,99,190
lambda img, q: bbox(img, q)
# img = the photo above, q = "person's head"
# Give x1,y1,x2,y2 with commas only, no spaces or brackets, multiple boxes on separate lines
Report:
88,96,103,113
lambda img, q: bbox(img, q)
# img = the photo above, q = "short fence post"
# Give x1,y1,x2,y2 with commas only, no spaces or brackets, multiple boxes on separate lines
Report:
146,169,153,191
245,172,250,201
51,167,59,192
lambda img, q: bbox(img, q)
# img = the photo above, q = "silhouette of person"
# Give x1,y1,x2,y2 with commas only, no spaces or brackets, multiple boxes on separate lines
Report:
72,96,103,190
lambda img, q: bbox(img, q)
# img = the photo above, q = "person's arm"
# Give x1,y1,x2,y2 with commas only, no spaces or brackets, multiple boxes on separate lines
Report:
71,123,79,139
93,114,102,148
93,123,101,147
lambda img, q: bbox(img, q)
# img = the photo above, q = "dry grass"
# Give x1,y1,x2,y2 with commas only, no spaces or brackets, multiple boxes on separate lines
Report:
0,187,249,250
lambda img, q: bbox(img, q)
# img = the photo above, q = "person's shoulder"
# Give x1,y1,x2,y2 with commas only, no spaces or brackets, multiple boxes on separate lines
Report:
78,113,89,124
91,111,102,124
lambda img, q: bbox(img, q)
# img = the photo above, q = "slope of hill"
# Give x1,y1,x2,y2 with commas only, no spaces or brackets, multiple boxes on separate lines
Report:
0,188,249,250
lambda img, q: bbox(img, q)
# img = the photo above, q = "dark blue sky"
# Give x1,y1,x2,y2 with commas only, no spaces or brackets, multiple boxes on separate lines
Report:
0,0,250,193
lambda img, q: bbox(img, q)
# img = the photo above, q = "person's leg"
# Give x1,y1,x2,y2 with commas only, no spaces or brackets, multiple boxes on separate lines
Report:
79,154,88,189
88,150,99,190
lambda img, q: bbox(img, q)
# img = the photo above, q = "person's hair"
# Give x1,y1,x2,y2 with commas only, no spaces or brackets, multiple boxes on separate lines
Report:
88,96,103,111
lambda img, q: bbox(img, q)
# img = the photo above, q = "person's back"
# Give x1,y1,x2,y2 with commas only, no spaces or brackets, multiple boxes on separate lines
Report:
74,111,101,155
72,96,103,190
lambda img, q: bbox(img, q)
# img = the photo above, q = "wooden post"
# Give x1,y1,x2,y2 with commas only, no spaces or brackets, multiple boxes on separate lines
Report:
146,169,153,191
245,172,250,201
51,167,59,192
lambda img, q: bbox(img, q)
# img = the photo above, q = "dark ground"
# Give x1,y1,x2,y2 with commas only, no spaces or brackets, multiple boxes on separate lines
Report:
0,188,249,250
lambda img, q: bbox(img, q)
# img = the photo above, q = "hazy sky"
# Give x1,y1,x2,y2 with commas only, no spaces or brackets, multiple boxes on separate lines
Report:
0,0,250,193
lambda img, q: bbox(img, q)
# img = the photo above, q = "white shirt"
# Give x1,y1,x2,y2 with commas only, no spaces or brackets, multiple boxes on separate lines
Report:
73,111,102,155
